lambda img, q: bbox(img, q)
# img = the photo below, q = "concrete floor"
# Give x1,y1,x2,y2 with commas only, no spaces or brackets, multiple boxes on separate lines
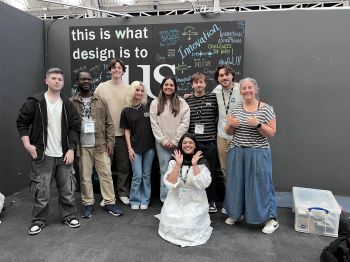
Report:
0,189,339,262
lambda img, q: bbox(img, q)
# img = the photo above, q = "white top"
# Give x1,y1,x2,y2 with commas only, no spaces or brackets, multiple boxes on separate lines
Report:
156,160,213,247
212,83,242,140
44,93,63,157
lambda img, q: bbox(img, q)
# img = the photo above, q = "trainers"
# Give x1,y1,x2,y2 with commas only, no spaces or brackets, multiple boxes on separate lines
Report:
82,205,93,218
103,204,123,216
221,207,227,215
29,222,45,235
140,205,148,210
262,219,279,234
131,205,139,210
65,217,81,228
119,197,130,205
209,201,217,213
225,217,236,225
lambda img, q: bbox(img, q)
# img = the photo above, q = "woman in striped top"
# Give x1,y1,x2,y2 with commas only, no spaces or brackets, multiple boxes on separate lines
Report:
224,77,279,234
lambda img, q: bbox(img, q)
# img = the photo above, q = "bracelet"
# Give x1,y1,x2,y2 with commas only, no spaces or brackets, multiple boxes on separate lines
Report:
128,148,133,152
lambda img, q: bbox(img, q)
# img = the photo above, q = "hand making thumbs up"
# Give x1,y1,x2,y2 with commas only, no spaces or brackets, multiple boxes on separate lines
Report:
247,113,260,127
227,113,240,128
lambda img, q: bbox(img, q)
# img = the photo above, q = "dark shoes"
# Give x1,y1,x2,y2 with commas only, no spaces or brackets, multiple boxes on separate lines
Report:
82,205,93,219
209,201,217,213
29,222,46,235
64,217,81,228
103,204,123,216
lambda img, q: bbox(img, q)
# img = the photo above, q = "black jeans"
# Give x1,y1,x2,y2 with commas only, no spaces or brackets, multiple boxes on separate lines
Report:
198,141,218,203
29,156,77,224
111,136,130,197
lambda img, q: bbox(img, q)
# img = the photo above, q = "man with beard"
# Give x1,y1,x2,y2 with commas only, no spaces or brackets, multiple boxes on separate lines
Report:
212,65,242,214
70,71,123,218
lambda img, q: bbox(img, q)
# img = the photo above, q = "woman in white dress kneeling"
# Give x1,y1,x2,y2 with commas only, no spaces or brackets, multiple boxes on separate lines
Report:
157,133,213,247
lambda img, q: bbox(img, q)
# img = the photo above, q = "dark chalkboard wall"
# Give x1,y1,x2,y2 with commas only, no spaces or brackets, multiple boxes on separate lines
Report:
45,10,350,195
69,21,245,96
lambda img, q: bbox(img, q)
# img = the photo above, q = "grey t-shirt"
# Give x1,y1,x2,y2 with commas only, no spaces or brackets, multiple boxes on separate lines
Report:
80,97,95,148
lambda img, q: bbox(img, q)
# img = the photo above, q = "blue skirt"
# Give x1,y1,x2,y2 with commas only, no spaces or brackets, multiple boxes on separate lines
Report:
224,147,277,224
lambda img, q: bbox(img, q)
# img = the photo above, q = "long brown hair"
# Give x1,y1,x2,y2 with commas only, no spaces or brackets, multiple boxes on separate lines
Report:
157,76,180,117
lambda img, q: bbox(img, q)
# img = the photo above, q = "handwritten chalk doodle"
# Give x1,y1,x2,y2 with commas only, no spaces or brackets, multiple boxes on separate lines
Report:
167,49,176,58
176,61,191,74
155,54,166,62
191,50,214,58
159,29,180,47
182,26,198,41
193,58,211,68
219,55,242,66
176,75,192,92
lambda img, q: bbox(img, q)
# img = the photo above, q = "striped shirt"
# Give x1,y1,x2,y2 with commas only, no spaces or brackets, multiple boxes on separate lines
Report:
229,103,276,148
187,93,218,142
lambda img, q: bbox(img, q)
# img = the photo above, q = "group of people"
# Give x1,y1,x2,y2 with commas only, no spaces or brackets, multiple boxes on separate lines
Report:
16,58,279,247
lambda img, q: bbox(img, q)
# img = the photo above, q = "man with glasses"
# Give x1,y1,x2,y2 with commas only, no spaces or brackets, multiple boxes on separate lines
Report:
70,71,123,218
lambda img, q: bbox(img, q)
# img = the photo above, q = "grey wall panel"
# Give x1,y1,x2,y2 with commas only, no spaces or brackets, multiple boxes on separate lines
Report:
0,2,44,196
45,10,350,195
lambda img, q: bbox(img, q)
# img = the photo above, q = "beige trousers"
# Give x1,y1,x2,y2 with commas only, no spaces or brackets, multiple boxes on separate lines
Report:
217,136,231,179
78,147,116,206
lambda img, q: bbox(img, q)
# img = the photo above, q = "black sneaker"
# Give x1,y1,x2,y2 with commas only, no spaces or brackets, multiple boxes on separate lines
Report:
29,222,45,235
103,204,123,217
209,201,217,213
82,205,93,219
64,217,81,228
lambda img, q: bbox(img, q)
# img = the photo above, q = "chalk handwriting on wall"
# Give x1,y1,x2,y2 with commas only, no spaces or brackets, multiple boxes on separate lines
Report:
70,21,245,96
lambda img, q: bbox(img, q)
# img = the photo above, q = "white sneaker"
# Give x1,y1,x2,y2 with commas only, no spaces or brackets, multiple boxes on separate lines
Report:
119,197,130,205
225,217,236,225
131,205,139,210
262,219,279,234
221,207,227,214
140,205,148,210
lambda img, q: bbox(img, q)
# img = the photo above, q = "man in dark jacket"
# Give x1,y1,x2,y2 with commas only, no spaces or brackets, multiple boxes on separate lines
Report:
16,68,81,235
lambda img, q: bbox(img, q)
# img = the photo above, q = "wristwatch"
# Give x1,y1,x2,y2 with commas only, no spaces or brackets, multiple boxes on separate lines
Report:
256,123,262,129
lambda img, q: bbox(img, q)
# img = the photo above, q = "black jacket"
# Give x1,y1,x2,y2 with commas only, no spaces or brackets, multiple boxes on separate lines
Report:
16,91,81,160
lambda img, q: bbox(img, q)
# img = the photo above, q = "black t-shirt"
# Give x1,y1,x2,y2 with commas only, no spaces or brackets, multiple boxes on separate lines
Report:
120,104,155,153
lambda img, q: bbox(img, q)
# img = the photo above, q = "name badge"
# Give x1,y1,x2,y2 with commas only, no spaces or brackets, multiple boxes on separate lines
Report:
179,188,190,199
195,124,204,134
83,120,95,133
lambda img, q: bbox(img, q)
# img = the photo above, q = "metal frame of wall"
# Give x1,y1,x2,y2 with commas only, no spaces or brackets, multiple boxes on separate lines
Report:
23,0,350,19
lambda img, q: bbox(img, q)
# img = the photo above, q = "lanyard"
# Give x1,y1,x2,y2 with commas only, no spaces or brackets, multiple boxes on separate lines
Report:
181,166,190,182
222,87,233,114
194,95,206,118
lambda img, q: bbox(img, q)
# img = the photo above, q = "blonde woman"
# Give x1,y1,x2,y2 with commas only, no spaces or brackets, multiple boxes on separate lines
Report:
120,81,155,209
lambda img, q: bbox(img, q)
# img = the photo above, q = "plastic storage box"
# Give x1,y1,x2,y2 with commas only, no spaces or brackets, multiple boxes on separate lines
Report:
292,187,341,237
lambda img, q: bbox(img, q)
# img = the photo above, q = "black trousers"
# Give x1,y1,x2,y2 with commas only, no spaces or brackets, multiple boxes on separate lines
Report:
198,141,218,202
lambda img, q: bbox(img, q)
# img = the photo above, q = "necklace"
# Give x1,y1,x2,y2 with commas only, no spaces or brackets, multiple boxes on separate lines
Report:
131,103,142,110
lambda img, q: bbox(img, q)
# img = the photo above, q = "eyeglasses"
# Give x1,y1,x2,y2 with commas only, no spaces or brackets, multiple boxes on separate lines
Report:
79,77,92,81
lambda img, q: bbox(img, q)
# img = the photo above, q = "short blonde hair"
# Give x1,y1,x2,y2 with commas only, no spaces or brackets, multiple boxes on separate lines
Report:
126,81,148,106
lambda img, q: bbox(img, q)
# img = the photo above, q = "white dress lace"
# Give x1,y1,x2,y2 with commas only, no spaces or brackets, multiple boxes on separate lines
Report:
156,160,213,247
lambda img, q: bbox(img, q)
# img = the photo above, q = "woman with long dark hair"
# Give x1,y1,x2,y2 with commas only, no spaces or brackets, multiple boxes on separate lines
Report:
150,77,190,202
156,133,212,247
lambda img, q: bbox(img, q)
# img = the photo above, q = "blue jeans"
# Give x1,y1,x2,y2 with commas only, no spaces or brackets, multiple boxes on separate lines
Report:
155,143,173,202
130,148,155,206
224,147,277,224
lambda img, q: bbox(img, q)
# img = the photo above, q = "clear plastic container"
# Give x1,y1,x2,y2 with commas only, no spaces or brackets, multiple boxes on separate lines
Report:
292,187,341,237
